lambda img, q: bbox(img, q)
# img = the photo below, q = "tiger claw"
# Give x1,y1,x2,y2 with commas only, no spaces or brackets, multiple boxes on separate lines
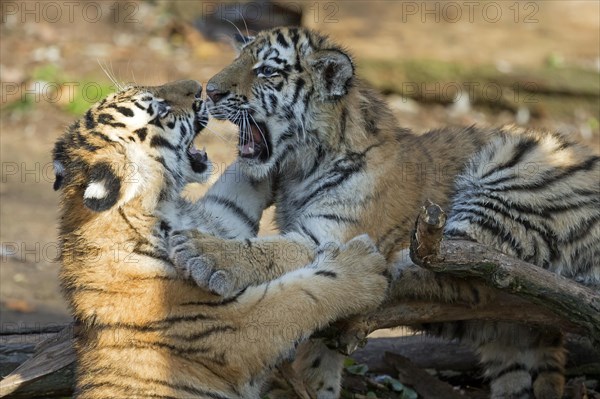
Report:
208,270,235,297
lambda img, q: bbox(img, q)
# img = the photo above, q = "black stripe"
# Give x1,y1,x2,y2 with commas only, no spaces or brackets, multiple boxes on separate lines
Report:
85,109,96,129
88,130,114,143
481,138,537,179
115,106,134,117
451,211,525,258
488,156,599,192
134,127,148,141
75,130,101,151
256,282,271,305
304,145,326,178
181,287,247,306
315,270,337,278
276,31,289,47
97,113,126,128
150,135,177,151
133,101,146,111
305,213,358,224
275,128,296,147
290,27,300,46
300,223,320,245
301,288,318,303
483,190,599,217
290,77,305,106
118,207,151,246
294,164,362,211
269,93,278,110
93,311,214,333
450,202,556,262
103,340,212,357
203,194,259,234
170,325,236,341
151,155,167,168
148,116,164,129
294,50,302,72
303,88,314,108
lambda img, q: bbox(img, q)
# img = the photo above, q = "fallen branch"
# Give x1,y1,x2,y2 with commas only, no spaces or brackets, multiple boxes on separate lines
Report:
0,325,75,398
352,335,600,379
411,202,600,345
327,202,599,355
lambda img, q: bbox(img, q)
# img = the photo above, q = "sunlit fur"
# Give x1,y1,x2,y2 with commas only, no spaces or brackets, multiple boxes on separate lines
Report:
172,27,600,399
53,80,389,398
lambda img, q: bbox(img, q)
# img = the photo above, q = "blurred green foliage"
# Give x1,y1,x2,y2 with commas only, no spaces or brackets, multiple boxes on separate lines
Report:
3,64,116,116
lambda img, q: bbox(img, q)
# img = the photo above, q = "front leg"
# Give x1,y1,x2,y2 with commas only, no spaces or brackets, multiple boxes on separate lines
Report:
169,230,317,296
226,235,390,377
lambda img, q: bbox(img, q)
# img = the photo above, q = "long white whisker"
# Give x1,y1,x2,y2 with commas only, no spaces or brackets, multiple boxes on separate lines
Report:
222,17,247,44
97,60,120,91
234,8,250,38
108,60,123,91
248,113,270,156
129,61,137,86
199,123,230,143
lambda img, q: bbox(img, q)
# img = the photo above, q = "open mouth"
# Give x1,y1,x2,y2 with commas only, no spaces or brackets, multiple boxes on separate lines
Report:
187,100,209,174
187,144,208,173
238,119,270,162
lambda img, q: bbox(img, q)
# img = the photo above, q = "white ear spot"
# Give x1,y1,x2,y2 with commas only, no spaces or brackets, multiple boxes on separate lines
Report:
53,160,64,176
84,181,108,199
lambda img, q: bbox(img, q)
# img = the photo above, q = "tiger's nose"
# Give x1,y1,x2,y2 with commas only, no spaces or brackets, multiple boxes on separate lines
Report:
206,82,228,103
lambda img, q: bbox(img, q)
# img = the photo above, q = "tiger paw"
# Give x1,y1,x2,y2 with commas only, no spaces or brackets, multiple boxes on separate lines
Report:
315,235,389,312
168,230,218,290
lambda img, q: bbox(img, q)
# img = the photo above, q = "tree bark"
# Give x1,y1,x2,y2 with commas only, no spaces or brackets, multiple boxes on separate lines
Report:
410,203,600,345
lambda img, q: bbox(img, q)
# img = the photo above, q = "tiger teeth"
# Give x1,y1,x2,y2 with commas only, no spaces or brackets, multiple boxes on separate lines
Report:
240,144,255,154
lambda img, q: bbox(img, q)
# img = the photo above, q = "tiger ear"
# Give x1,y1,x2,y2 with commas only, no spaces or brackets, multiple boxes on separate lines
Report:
53,160,65,191
232,33,255,53
52,138,66,191
308,49,355,101
83,162,121,212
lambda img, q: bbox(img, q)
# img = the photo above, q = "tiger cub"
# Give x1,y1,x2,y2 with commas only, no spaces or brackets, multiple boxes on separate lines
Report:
52,79,389,399
169,27,600,399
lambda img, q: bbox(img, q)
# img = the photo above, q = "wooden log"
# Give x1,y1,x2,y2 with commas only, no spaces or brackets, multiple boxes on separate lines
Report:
1,330,598,398
352,335,600,377
0,325,75,398
410,203,600,345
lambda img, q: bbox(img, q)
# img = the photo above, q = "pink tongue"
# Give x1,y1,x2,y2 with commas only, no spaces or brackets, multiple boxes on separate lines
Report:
240,124,263,155
251,124,262,142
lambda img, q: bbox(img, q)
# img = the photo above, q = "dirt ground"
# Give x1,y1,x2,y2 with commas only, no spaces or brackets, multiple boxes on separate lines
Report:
0,1,599,390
